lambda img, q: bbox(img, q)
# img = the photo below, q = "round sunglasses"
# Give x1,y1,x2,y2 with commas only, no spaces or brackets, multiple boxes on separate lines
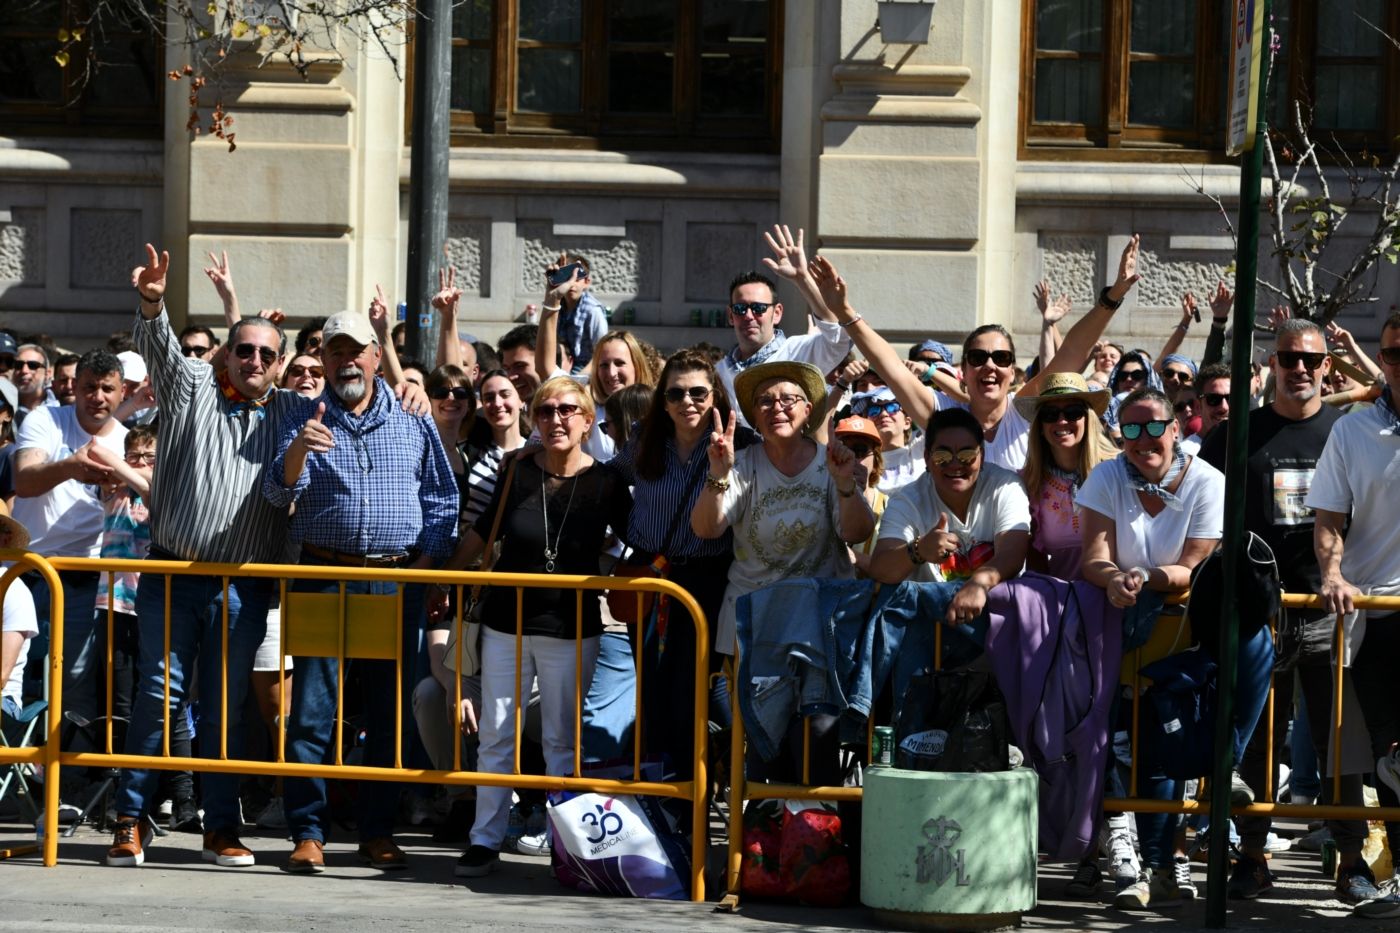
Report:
1120,420,1170,440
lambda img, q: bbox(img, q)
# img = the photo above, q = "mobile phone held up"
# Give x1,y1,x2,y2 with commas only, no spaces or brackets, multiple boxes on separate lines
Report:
548,263,582,288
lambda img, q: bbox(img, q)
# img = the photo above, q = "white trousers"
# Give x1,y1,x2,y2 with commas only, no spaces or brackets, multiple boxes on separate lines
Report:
469,627,600,849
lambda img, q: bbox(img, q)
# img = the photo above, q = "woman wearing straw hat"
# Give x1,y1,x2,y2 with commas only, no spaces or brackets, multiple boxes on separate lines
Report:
1,501,39,744
1013,372,1114,582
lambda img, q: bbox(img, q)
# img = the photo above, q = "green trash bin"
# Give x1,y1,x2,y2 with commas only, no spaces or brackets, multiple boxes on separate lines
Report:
860,767,1037,930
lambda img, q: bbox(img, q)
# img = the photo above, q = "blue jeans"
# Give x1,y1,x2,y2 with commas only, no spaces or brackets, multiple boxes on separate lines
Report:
283,575,424,844
1139,624,1274,868
580,629,635,763
114,571,271,833
27,571,101,736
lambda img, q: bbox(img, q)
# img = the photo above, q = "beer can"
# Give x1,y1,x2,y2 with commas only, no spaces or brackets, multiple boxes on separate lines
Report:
871,726,895,768
396,301,407,321
1322,838,1338,878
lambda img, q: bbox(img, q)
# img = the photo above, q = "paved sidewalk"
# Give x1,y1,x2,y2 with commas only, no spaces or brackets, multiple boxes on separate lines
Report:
0,817,1382,932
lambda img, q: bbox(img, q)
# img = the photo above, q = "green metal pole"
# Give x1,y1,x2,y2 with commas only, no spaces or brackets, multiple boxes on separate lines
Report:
1205,1,1271,925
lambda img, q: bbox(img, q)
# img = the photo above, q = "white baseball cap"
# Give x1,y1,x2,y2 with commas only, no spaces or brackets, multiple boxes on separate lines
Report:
321,311,377,348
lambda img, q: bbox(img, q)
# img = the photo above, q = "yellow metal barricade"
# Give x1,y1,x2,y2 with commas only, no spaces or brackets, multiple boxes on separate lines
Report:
7,554,711,900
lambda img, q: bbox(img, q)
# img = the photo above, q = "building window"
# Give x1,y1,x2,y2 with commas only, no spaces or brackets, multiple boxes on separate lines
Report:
1021,0,1397,159
0,0,162,136
422,0,782,151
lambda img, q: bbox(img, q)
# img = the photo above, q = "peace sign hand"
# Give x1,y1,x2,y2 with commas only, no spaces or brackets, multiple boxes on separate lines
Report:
431,266,462,317
369,284,392,342
132,243,170,303
707,408,737,478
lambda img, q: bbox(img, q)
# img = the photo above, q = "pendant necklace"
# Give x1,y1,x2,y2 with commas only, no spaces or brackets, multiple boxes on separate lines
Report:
541,471,581,573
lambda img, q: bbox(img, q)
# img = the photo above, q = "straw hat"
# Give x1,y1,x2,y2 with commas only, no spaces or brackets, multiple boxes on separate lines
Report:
1012,371,1110,421
733,360,828,431
0,499,30,551
833,415,881,447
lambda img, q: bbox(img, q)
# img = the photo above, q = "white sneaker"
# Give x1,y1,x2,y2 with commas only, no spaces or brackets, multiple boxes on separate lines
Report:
1114,872,1151,910
1148,867,1186,909
1263,831,1292,854
1107,829,1140,891
514,828,551,857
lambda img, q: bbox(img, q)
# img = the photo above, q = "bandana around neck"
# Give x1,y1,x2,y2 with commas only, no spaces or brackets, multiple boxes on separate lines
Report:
1378,386,1400,432
1123,445,1188,511
729,329,787,371
217,369,271,419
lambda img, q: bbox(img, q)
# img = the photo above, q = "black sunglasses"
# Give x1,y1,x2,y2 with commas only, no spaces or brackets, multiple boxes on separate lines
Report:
12,359,45,372
1275,350,1327,371
234,343,279,366
1120,420,1170,440
1116,368,1146,382
963,349,1015,368
181,344,211,357
729,301,773,318
1381,347,1400,365
664,386,711,404
1173,399,1196,413
1202,392,1229,407
1162,369,1193,383
1039,404,1088,424
845,442,877,459
429,386,473,401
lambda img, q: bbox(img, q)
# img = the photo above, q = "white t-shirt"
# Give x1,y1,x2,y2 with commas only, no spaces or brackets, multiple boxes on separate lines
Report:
941,398,1030,472
879,435,926,493
3,577,38,706
879,462,1031,583
1305,403,1400,598
1077,455,1225,570
12,406,128,557
714,442,854,654
1180,434,1202,456
717,321,853,428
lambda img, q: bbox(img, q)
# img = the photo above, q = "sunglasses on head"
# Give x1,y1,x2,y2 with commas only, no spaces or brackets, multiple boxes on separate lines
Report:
1120,420,1171,440
1163,369,1193,383
1202,392,1229,407
1275,350,1327,371
1039,403,1087,423
535,402,582,421
1378,346,1400,365
287,364,324,379
963,349,1015,368
181,344,211,357
729,301,773,318
858,400,902,418
430,386,472,400
665,385,711,404
234,343,278,366
929,446,980,467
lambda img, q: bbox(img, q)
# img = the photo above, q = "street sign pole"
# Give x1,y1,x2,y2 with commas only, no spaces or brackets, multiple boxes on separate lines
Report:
404,0,451,364
1206,0,1270,926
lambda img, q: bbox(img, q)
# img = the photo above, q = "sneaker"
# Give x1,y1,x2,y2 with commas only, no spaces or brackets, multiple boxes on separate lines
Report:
514,827,551,857
1377,744,1400,801
156,798,174,820
1294,826,1330,852
455,844,500,878
1065,857,1103,898
1337,860,1383,905
1173,855,1198,900
1353,875,1400,920
1227,853,1274,899
202,829,255,867
1148,866,1187,909
1230,771,1255,809
106,817,153,867
1107,829,1140,892
407,793,437,827
255,797,287,831
1263,831,1292,854
171,796,203,834
1113,872,1151,910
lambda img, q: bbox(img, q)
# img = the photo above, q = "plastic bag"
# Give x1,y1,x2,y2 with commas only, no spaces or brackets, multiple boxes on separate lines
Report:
741,800,850,906
894,670,1010,772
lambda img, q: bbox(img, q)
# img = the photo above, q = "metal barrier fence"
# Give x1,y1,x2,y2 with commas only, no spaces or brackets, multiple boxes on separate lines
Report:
0,553,711,901
722,591,1400,906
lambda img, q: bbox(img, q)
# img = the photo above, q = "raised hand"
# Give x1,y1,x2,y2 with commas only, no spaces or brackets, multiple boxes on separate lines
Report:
761,224,808,282
707,408,737,478
257,308,285,325
1208,281,1233,321
543,253,578,305
369,284,392,342
1179,292,1198,327
1036,281,1070,325
430,266,462,317
1265,304,1292,332
203,250,235,302
835,358,869,389
1325,320,1357,349
1108,234,1142,303
131,243,170,303
809,255,849,316
918,514,960,564
295,402,334,454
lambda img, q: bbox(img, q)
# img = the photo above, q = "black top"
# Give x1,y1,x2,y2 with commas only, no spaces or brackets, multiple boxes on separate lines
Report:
471,456,632,638
1197,402,1343,597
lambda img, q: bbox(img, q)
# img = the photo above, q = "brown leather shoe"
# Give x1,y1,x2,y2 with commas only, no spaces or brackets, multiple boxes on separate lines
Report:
286,838,325,874
202,829,255,867
106,816,152,867
357,836,407,870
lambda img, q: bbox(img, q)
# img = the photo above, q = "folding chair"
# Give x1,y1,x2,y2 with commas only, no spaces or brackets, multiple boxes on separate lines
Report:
0,700,50,824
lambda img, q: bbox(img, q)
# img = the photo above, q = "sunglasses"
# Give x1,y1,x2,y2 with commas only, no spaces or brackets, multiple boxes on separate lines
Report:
916,354,942,365
858,400,902,418
1120,420,1171,440
729,301,774,318
181,344,211,357
963,349,1016,368
1275,350,1327,371
234,343,279,366
1379,346,1400,365
1116,368,1146,383
929,446,981,467
535,402,582,422
845,442,877,459
1202,392,1229,407
304,335,323,351
287,364,324,380
0,357,12,371
1173,399,1196,413
124,452,157,465
12,359,45,372
429,385,472,401
1162,369,1193,383
664,386,711,405
1038,403,1087,423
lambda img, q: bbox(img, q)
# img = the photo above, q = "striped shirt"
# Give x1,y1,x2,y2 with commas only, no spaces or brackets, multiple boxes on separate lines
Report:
134,307,298,564
462,438,525,530
608,432,743,560
264,380,458,560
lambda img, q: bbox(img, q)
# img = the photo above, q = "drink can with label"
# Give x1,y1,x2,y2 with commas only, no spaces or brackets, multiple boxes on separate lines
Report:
871,726,895,767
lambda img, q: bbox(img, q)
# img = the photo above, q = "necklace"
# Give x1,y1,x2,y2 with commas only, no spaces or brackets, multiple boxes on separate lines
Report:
540,472,581,572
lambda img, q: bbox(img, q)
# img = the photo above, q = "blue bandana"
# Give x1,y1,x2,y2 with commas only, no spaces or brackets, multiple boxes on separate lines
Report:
728,329,788,372
1123,444,1188,511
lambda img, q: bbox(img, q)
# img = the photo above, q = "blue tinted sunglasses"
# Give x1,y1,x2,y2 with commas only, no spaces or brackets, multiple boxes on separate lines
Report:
858,400,901,418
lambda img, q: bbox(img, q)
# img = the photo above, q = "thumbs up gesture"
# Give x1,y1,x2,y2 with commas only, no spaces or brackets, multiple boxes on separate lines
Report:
918,513,959,564
295,401,335,454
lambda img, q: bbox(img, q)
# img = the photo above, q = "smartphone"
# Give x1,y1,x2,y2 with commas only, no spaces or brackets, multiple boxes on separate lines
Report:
1191,305,1201,323
548,263,581,288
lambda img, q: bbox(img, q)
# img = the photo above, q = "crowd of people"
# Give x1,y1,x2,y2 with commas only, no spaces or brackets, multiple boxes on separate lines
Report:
1,224,1398,914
